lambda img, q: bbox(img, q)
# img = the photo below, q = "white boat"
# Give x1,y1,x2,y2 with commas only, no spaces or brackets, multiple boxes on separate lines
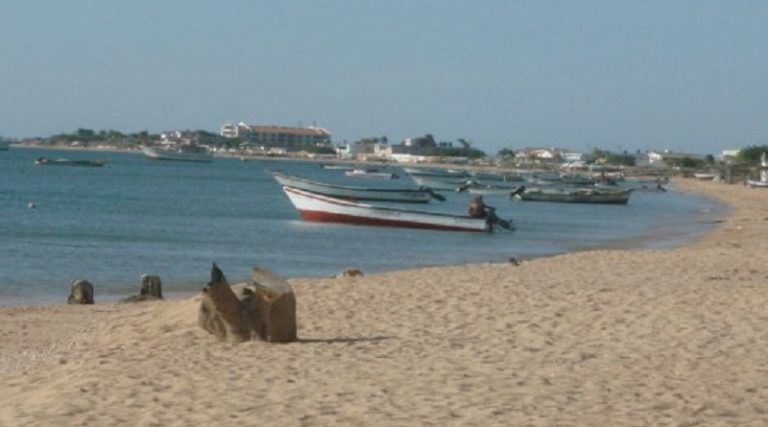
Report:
319,163,355,170
747,180,768,188
345,169,398,179
271,172,441,203
457,182,525,196
693,172,718,180
282,186,492,232
142,144,213,162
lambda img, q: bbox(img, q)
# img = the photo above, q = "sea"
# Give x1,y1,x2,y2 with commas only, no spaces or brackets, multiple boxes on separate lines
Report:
0,148,727,306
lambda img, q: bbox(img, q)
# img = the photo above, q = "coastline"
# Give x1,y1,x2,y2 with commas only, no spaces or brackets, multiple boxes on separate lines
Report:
3,173,768,424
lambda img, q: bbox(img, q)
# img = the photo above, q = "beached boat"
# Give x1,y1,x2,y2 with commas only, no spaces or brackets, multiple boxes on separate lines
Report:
693,173,718,180
345,169,398,179
271,172,441,203
747,180,768,188
518,187,632,204
142,144,213,162
34,157,107,167
281,186,494,232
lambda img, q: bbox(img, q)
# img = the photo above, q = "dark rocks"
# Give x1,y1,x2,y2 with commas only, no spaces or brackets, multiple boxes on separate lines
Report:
67,280,94,304
121,274,163,303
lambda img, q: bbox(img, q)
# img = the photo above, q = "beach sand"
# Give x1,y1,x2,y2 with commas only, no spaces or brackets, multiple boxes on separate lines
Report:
2,179,768,426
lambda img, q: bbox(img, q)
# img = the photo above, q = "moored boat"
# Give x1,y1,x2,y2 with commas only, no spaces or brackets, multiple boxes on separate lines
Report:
457,182,525,196
319,163,355,171
345,169,398,179
409,175,471,191
518,187,632,204
34,157,107,167
142,144,213,162
271,172,441,203
402,167,470,178
281,186,494,232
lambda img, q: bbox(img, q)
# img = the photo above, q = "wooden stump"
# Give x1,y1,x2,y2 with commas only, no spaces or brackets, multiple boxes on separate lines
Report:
198,264,297,343
121,274,164,303
67,280,94,304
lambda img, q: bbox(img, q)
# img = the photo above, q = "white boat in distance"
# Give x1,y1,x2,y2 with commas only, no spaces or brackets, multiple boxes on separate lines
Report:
282,186,492,232
142,144,213,162
271,172,441,203
402,167,470,178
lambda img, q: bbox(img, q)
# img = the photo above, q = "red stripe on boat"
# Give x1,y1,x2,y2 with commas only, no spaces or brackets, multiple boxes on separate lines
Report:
298,210,487,232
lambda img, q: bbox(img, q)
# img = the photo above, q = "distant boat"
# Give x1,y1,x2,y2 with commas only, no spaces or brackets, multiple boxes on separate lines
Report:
457,182,525,196
746,179,768,188
34,157,107,167
345,169,398,179
319,163,355,171
469,171,525,183
142,144,213,162
693,173,718,180
402,167,469,178
281,186,493,232
409,175,470,191
518,187,632,204
271,172,442,203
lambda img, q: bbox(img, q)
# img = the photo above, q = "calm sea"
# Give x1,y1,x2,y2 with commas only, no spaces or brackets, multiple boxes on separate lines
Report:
0,148,726,306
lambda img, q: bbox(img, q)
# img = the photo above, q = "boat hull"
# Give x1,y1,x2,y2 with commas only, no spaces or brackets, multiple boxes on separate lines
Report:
142,146,213,162
747,180,768,188
409,175,469,191
282,187,489,232
520,188,632,204
272,172,431,203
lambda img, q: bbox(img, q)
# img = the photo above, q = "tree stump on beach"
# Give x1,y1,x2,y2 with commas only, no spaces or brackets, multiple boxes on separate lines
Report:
121,274,163,303
198,264,297,344
67,280,94,305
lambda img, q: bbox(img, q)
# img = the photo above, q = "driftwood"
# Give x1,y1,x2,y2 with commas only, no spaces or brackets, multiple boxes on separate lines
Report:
67,280,94,304
121,274,163,303
198,264,296,343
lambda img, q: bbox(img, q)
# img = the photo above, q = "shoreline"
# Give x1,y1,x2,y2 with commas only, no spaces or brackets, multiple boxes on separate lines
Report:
3,163,768,425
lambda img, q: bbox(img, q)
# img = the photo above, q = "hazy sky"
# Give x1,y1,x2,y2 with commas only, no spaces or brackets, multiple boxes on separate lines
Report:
1,1,766,154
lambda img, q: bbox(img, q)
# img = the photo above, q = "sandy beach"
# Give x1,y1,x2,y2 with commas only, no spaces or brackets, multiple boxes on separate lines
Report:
1,179,767,426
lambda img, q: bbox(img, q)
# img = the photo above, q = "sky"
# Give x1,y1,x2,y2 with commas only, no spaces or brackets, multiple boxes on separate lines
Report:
1,1,766,155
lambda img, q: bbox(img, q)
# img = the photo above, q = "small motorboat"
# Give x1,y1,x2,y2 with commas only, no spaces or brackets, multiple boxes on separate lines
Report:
34,157,107,167
281,186,509,232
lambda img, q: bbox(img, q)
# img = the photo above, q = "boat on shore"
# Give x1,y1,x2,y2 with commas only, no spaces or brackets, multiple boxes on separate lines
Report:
518,187,633,204
34,157,107,167
693,172,718,180
345,169,398,179
271,172,442,203
142,144,213,162
747,180,768,188
281,186,496,232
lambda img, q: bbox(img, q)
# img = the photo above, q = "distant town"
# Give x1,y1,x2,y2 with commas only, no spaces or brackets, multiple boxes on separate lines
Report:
3,121,767,179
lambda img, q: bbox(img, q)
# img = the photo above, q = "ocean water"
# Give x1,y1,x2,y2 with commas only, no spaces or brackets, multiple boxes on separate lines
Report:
0,148,726,306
